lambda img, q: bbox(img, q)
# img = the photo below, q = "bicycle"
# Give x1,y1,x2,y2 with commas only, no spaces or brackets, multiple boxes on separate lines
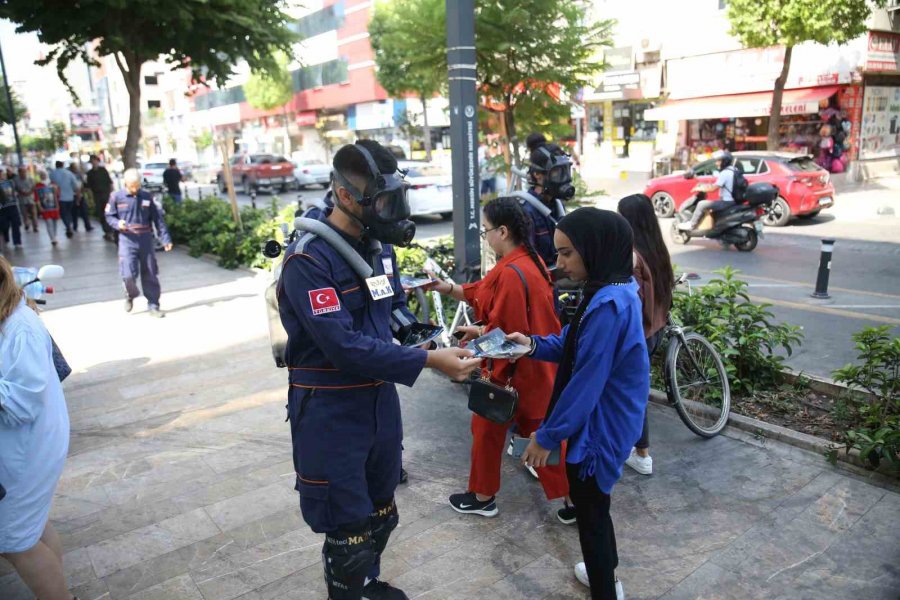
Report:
402,242,477,347
661,273,731,438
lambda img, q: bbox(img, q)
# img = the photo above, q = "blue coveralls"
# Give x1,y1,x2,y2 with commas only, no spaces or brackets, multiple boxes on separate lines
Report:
520,188,565,267
277,220,425,581
105,189,172,309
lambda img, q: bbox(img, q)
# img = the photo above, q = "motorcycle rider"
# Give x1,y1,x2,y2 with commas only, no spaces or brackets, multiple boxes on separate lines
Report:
520,141,575,266
677,150,736,231
277,140,480,600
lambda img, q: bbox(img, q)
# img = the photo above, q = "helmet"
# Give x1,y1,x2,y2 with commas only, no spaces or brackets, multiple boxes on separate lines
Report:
713,150,733,168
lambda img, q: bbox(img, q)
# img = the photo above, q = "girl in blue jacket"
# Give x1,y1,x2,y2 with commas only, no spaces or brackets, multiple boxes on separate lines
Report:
515,207,649,600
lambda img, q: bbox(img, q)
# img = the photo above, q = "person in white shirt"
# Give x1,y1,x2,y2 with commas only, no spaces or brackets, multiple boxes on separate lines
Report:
678,150,735,231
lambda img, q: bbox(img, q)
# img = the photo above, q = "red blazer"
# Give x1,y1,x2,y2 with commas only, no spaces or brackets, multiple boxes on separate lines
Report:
463,246,561,420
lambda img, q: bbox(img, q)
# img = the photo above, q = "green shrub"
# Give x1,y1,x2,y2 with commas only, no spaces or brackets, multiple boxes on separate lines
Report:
163,195,282,269
832,326,900,470
672,266,803,395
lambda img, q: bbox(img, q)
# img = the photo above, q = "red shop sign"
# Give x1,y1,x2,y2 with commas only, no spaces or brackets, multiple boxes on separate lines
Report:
866,31,900,73
295,111,317,127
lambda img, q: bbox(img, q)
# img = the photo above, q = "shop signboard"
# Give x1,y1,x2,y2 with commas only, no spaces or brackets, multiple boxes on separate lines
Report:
604,47,633,73
866,31,900,73
859,86,900,159
586,71,641,101
70,109,102,131
666,42,865,99
295,111,317,127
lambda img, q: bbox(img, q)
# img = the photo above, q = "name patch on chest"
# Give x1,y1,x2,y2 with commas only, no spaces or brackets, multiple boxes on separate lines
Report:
141,200,151,207
366,275,394,301
309,288,341,315
382,257,394,276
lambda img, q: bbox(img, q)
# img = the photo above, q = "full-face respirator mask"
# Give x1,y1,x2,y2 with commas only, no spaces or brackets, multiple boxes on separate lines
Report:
529,146,576,200
332,143,416,247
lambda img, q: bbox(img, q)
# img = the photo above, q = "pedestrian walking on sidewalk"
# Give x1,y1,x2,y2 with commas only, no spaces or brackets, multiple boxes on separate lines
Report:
277,140,481,600
162,159,184,203
0,170,23,250
105,169,173,318
618,194,675,477
13,167,38,234
513,208,649,600
34,171,61,246
429,197,568,519
68,163,93,233
86,155,114,241
0,256,75,600
49,161,80,239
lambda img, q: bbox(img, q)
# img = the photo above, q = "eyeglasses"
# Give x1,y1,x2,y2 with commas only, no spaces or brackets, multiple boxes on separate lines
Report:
480,226,499,239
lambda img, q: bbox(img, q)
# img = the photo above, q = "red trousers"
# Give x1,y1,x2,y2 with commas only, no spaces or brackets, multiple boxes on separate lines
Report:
468,414,569,500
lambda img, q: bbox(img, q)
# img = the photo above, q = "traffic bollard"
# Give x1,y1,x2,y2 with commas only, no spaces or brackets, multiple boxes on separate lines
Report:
811,239,835,299
250,189,257,209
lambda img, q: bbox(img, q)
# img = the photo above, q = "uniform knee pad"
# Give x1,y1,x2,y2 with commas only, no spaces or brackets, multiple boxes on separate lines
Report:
322,519,376,600
370,498,399,557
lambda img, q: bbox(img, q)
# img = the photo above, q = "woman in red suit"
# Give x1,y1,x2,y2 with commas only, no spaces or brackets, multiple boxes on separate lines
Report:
431,196,566,517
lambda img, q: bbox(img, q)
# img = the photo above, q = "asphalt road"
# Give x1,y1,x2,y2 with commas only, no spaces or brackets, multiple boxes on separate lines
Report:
184,182,898,378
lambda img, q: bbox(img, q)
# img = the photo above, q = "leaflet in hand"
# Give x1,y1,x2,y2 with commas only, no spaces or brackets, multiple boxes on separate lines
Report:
400,323,444,347
400,276,436,290
470,328,530,359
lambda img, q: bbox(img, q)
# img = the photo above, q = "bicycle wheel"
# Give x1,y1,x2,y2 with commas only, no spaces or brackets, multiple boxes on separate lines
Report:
406,287,431,324
664,331,731,438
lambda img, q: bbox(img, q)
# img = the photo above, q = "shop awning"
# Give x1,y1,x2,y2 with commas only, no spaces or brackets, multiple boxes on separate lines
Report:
643,86,840,121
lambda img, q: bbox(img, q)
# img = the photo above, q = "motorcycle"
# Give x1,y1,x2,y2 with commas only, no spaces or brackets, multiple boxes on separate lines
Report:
671,182,778,252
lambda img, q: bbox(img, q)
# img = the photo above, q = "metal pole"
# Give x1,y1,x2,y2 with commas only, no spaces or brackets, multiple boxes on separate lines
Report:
0,40,23,166
811,239,835,299
446,0,480,279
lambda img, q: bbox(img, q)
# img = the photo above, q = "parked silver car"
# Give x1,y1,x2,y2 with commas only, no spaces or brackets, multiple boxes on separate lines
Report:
293,158,331,189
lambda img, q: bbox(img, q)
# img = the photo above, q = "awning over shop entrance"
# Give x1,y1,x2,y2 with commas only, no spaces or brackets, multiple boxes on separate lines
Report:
643,86,839,121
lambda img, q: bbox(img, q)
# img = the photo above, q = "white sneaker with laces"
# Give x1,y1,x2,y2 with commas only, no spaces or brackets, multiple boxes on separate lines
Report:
574,563,625,599
625,448,653,475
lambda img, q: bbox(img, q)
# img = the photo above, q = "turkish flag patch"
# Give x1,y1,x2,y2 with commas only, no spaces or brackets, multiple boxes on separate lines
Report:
309,287,341,315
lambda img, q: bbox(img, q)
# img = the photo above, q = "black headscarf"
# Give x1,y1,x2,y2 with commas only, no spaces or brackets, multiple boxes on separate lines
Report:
545,208,634,419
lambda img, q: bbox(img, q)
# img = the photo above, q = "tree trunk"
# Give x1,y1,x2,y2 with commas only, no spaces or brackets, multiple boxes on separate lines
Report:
282,105,292,155
421,94,433,162
115,52,144,169
767,45,793,151
505,101,519,167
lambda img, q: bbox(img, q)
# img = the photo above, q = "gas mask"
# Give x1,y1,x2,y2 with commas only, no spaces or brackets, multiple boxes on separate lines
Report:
530,146,576,200
332,144,416,247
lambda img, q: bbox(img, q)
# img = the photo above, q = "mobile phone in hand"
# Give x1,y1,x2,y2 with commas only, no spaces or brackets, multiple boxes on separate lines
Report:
452,330,466,340
509,436,560,466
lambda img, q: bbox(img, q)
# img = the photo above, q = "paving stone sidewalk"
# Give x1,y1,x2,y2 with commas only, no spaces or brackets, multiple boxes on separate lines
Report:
1,230,898,599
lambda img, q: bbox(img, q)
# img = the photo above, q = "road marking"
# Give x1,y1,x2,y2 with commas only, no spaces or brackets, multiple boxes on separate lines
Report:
827,305,900,309
737,273,900,300
749,295,900,325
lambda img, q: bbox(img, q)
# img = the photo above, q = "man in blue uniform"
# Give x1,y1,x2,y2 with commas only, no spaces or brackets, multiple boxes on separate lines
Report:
519,141,576,267
105,168,172,318
278,140,480,600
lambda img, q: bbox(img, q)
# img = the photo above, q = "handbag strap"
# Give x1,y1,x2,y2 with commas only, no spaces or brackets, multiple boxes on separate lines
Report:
487,263,530,382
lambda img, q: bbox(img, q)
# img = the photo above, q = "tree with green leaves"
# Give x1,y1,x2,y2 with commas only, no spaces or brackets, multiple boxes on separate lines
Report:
477,0,613,163
0,77,27,126
0,1,298,168
369,0,612,165
370,0,446,162
244,51,295,154
727,0,886,150
46,121,68,151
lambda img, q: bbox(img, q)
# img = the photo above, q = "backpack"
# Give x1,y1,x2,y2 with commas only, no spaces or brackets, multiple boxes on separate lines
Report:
728,165,749,203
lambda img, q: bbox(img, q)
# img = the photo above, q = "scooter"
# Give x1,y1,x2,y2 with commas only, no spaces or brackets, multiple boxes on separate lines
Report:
671,182,778,252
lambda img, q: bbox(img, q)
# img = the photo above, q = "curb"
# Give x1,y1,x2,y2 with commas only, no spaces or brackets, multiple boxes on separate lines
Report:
648,389,897,484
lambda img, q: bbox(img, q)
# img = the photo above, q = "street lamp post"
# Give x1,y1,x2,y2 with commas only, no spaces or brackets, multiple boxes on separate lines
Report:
0,39,24,166
446,0,480,278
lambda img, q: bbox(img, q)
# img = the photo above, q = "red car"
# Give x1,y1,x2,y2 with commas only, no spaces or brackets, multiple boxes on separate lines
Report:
645,152,835,227
217,153,295,195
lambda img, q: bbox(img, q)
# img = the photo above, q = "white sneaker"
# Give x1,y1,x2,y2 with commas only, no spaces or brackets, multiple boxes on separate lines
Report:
677,222,694,231
625,448,653,475
573,564,625,600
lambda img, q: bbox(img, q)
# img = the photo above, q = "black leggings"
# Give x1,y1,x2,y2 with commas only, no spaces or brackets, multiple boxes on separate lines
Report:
635,330,663,450
568,462,618,600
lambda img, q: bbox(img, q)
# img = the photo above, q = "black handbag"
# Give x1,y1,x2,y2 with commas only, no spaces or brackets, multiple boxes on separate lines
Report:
467,265,529,424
